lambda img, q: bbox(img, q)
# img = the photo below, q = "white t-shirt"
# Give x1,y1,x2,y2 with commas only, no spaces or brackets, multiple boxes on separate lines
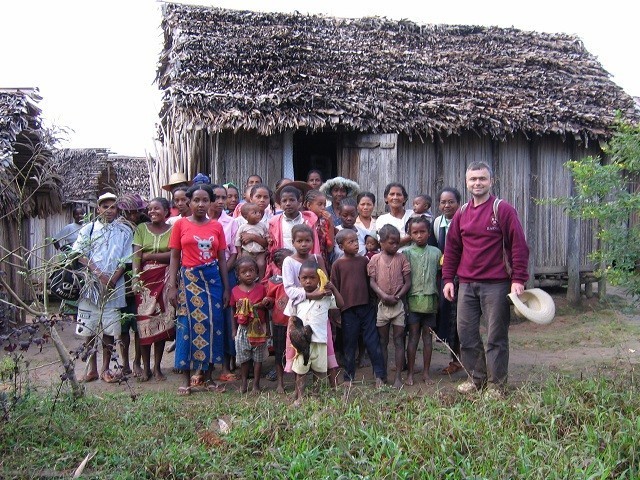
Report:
376,210,414,238
284,294,337,343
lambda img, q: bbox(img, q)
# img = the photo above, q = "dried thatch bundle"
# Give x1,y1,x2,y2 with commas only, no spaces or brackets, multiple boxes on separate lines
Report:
0,88,63,219
157,4,637,143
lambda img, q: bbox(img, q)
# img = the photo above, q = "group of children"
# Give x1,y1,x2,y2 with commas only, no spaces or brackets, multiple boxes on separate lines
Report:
172,172,449,403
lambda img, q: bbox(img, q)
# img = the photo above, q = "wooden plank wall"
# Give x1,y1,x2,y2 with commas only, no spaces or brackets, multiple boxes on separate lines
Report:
210,131,283,189
397,132,600,274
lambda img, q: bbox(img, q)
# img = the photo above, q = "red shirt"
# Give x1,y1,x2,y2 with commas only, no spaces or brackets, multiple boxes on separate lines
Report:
168,218,227,268
265,275,288,326
230,283,267,325
442,196,529,285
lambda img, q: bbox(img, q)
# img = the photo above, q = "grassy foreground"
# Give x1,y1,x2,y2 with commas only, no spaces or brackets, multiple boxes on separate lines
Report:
1,373,638,479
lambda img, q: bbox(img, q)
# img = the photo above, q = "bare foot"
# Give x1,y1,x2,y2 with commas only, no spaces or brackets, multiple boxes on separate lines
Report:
292,397,303,407
80,372,99,383
405,374,414,386
393,378,403,389
251,385,263,394
342,380,353,389
240,383,248,394
137,371,152,383
423,375,435,385
153,369,166,382
133,364,144,378
375,377,385,388
276,385,286,394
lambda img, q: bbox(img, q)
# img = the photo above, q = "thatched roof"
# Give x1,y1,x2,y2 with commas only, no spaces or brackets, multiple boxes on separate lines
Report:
157,4,637,142
0,88,62,219
54,148,150,204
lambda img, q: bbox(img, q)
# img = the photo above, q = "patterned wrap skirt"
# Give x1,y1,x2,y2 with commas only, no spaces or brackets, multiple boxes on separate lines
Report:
174,262,224,371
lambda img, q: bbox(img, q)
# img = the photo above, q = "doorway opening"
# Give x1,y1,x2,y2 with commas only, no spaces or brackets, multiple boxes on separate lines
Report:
293,131,338,182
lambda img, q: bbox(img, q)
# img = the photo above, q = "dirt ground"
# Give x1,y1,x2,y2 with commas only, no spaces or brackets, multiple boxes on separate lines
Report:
11,287,640,397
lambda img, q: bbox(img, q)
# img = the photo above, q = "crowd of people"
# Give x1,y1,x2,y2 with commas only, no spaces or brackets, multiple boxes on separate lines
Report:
55,160,529,402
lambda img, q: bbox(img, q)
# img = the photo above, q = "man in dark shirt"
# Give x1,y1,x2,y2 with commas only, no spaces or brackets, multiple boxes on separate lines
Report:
442,161,529,396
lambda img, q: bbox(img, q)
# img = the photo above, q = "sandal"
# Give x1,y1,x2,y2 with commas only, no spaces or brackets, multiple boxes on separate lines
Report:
101,369,122,384
190,374,205,387
177,386,192,396
218,373,238,382
441,362,463,375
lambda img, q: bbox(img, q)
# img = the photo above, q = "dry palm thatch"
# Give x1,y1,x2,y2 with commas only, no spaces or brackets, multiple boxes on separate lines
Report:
157,4,637,144
53,149,151,203
0,88,63,220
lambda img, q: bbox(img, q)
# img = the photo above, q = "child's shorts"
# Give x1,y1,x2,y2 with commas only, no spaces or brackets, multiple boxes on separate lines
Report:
291,342,327,375
76,299,122,338
235,326,267,364
376,301,405,327
406,311,437,328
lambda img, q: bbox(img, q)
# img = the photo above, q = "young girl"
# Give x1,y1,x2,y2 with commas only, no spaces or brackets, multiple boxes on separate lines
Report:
269,183,317,255
282,224,339,387
167,186,190,225
224,183,240,215
231,256,272,393
236,202,268,279
304,189,334,271
403,216,442,385
364,235,380,259
334,197,366,260
264,248,293,394
367,224,412,389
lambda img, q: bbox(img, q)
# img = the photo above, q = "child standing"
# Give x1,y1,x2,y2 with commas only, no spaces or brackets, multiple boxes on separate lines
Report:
304,189,334,270
282,224,340,387
333,197,366,261
269,183,318,255
403,216,442,385
285,260,344,404
235,202,268,279
367,224,412,388
331,229,385,387
231,257,272,393
264,248,293,394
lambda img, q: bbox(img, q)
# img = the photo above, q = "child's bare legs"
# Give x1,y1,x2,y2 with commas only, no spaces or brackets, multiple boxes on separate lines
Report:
255,252,266,280
102,334,115,376
276,363,285,394
252,360,263,393
377,323,390,381
406,323,421,386
328,367,338,389
240,361,250,393
422,326,434,384
392,325,405,389
120,331,131,374
140,344,152,381
294,373,306,405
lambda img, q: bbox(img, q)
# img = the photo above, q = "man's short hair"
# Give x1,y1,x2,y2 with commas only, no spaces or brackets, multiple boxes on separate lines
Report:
467,161,493,178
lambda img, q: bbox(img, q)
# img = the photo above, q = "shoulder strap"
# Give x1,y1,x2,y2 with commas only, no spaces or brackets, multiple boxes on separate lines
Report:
460,202,469,214
493,198,503,224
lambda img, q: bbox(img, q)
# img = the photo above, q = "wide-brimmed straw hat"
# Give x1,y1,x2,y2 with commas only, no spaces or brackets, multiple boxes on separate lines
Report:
319,177,361,197
275,180,312,202
508,288,555,325
162,172,192,192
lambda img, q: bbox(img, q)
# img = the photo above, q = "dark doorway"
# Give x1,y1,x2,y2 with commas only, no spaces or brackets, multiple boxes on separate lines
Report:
293,131,338,182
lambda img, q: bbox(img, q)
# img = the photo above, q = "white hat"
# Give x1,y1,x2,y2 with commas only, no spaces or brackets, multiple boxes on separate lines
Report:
508,288,555,325
97,192,117,206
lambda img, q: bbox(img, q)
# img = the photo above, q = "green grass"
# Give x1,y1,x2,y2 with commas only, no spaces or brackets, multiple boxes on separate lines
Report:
1,374,639,479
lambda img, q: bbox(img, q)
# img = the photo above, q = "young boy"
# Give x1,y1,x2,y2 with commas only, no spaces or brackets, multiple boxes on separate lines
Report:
235,202,268,279
285,260,344,404
333,197,366,261
264,248,293,394
367,224,411,389
331,229,385,387
411,194,433,222
403,216,442,385
231,257,272,393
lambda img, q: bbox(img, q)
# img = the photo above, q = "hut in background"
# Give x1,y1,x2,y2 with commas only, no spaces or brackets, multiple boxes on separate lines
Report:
155,4,638,296
31,149,152,268
0,88,63,323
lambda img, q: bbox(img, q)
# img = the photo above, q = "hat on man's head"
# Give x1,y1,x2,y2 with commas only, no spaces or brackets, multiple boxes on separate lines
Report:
275,180,312,203
508,288,556,325
319,177,361,197
162,172,192,192
192,172,211,185
97,192,117,206
116,193,148,212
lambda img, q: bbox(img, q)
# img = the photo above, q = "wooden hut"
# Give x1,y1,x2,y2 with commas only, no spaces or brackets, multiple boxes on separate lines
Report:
0,87,63,322
155,4,638,293
30,149,152,267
